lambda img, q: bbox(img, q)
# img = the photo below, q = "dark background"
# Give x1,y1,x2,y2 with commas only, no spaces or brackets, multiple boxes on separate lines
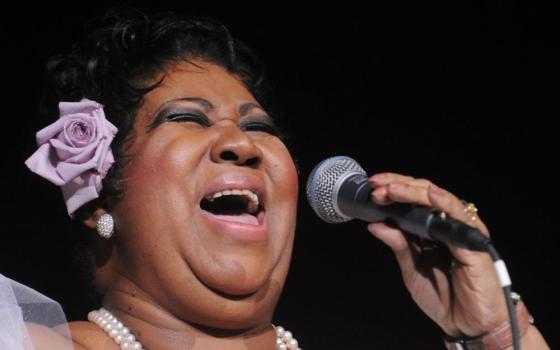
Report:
1,1,557,349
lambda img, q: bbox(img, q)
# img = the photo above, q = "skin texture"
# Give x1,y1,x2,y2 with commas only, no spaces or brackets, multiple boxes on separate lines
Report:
367,173,549,349
77,59,299,349
27,59,549,349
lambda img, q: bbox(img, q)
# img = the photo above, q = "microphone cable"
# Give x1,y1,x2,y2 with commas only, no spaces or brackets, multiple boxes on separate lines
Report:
486,242,521,350
306,156,522,349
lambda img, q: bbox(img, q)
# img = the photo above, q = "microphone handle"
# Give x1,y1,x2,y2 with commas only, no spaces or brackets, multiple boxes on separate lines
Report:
337,174,491,251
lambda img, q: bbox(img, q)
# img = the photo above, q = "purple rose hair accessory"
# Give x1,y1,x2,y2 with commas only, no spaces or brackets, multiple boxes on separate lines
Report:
25,98,118,217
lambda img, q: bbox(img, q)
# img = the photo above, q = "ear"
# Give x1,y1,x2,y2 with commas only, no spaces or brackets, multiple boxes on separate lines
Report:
83,207,110,230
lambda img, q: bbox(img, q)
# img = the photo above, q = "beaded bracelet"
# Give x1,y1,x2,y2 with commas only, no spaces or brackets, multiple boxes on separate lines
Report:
444,295,534,350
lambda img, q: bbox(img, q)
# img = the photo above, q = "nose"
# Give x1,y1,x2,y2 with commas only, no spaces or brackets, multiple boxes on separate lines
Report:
210,124,263,167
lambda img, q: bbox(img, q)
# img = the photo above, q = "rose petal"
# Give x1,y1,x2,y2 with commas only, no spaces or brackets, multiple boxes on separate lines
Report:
94,138,115,176
50,139,98,163
99,112,118,136
100,149,115,176
61,171,102,217
24,143,66,186
64,117,96,147
56,160,99,184
59,99,102,116
27,98,118,217
35,118,67,146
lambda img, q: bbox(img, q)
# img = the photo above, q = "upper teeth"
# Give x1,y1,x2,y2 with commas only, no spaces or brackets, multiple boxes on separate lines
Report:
205,189,260,213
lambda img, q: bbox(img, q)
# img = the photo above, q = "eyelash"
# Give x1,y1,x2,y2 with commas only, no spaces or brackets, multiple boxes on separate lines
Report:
167,113,211,127
164,113,279,136
242,122,278,135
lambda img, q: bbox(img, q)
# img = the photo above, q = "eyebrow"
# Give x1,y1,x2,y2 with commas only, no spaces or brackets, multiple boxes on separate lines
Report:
239,102,263,115
164,97,214,112
160,97,266,116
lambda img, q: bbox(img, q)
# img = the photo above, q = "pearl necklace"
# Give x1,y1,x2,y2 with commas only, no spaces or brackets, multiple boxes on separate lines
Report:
88,307,301,350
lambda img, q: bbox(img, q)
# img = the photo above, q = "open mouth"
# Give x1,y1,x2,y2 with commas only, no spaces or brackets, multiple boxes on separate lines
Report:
200,189,263,226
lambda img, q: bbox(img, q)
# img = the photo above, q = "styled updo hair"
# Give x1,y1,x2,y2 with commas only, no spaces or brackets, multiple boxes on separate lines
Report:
42,8,288,315
41,7,282,218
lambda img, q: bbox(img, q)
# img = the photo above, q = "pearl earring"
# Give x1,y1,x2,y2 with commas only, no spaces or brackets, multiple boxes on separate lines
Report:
96,213,114,239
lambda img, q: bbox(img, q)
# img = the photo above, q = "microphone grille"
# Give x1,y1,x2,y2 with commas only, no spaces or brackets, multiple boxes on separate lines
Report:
306,156,366,223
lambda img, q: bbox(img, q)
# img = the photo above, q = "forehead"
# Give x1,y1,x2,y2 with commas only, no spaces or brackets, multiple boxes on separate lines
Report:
143,60,258,111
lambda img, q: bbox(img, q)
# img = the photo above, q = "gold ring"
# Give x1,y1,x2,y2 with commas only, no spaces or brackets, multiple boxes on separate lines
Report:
462,200,478,222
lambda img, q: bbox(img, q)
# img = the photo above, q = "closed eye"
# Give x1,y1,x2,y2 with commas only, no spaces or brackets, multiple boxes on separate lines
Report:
148,110,212,130
241,121,279,135
148,110,280,136
167,113,212,127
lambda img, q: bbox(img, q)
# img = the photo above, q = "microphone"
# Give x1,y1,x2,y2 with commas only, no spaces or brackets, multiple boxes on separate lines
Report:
306,156,491,251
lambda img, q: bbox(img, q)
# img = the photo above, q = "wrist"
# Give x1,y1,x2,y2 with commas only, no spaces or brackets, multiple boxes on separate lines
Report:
444,297,534,350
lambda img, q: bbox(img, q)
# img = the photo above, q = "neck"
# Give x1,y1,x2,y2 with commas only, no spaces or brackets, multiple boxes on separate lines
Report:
101,277,276,350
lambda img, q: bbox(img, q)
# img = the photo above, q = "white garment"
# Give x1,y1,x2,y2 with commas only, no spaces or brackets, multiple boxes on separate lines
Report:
0,273,75,350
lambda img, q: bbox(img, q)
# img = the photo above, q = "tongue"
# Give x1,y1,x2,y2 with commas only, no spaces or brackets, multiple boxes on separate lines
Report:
211,213,259,225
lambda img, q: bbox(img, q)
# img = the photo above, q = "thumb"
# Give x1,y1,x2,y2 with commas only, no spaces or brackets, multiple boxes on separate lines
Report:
367,222,409,253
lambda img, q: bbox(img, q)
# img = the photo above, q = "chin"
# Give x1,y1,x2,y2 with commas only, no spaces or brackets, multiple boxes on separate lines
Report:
177,250,290,330
191,251,276,296
198,277,283,330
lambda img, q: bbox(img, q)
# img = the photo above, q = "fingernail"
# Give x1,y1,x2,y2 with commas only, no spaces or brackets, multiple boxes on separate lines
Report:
369,173,386,182
388,182,404,190
367,222,382,233
429,184,445,196
371,186,386,198
375,186,387,194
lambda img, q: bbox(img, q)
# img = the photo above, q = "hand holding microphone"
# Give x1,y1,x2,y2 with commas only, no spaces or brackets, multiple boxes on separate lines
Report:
306,156,491,251
306,156,516,340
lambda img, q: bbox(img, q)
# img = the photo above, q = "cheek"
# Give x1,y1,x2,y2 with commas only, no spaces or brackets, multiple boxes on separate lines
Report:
113,129,214,287
267,143,299,203
115,128,211,248
280,167,299,209
261,141,299,249
124,128,209,187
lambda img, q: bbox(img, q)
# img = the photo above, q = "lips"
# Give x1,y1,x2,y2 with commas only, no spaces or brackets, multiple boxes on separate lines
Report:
203,189,260,216
198,174,268,240
207,212,259,225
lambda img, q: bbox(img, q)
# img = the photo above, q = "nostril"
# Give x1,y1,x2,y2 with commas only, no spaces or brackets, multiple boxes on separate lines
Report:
245,157,259,167
220,151,238,161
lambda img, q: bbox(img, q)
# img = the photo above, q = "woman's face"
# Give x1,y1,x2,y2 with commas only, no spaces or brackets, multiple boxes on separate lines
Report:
109,59,299,329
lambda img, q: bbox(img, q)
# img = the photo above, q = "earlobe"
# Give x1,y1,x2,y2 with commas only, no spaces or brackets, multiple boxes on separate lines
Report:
83,208,109,230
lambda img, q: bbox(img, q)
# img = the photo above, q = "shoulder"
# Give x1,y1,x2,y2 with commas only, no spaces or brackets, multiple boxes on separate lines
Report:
67,321,120,350
25,322,85,350
26,321,119,350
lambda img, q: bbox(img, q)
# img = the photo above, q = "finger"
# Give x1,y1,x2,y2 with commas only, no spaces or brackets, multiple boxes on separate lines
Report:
367,223,418,276
371,186,393,205
368,223,424,287
368,223,409,252
373,181,490,241
383,181,431,206
427,184,489,235
426,184,493,266
369,172,433,188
